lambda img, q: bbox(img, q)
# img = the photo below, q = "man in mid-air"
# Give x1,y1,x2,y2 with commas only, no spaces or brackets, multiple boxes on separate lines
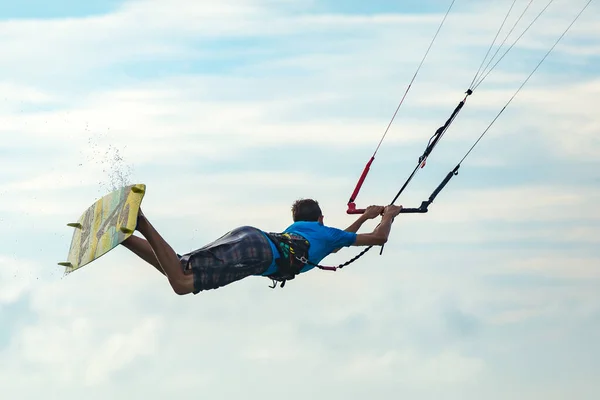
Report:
121,199,403,295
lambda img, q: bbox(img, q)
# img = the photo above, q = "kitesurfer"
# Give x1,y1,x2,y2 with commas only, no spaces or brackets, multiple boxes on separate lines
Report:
121,199,403,295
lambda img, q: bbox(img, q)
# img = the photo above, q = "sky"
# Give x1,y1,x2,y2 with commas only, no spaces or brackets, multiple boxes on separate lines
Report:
0,0,599,398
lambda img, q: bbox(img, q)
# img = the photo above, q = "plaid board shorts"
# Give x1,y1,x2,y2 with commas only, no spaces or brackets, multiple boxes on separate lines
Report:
178,226,274,294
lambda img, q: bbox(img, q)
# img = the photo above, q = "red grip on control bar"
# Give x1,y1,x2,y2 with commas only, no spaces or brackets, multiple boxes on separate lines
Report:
347,156,374,214
348,156,374,202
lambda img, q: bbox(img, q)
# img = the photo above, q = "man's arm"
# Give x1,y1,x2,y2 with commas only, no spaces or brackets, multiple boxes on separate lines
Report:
332,205,386,253
344,205,384,233
352,205,402,246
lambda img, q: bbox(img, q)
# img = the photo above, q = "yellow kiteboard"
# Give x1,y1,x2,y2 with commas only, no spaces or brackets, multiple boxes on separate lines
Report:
58,183,146,274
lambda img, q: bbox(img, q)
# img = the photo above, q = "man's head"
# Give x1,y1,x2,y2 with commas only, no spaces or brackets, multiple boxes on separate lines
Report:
291,198,323,223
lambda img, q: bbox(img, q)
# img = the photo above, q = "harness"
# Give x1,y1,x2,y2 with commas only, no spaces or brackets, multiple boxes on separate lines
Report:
264,232,310,288
263,230,374,288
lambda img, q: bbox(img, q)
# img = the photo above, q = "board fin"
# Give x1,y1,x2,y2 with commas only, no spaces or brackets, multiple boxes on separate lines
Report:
120,227,134,234
67,223,83,229
58,262,73,267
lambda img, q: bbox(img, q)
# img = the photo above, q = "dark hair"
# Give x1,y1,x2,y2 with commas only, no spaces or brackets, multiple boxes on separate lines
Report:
291,199,322,222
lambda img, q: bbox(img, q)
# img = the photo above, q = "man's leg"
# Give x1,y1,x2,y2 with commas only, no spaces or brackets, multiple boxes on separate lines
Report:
121,235,166,276
134,209,195,295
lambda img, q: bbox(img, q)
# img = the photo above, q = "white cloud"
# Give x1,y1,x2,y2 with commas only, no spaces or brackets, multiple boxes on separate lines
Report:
338,347,485,385
0,255,39,304
82,317,162,385
494,255,600,280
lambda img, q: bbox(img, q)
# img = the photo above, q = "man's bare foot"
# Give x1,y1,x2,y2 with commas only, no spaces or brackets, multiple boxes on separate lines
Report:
136,207,147,231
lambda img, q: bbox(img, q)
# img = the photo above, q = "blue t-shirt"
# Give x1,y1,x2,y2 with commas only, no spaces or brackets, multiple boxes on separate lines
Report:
261,221,357,276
